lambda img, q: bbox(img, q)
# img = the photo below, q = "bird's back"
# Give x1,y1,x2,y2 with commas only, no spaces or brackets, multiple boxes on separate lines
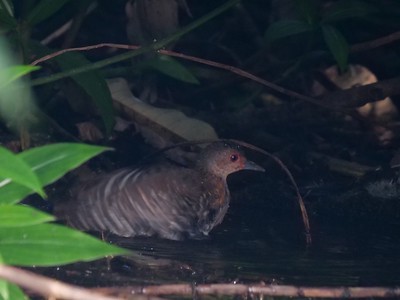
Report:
57,163,229,240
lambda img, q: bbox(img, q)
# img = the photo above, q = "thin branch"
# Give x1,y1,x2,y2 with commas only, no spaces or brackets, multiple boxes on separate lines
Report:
0,265,160,300
319,76,400,109
30,43,400,111
351,30,400,53
230,139,312,245
1,264,399,299
96,283,400,298
30,43,131,66
30,0,240,87
30,43,328,108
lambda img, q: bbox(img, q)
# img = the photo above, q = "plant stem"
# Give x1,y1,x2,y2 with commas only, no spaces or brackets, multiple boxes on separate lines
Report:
31,0,240,87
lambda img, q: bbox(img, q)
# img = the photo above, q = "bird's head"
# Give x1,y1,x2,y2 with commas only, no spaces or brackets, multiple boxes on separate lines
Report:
197,142,264,179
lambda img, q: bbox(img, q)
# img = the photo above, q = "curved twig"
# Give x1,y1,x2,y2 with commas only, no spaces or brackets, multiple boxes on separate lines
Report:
230,139,312,245
142,139,312,245
30,43,325,108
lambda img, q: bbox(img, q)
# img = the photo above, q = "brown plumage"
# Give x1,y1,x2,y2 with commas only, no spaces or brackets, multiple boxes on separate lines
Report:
56,142,264,240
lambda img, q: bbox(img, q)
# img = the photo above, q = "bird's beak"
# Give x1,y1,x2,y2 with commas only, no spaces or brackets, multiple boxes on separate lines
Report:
244,160,265,172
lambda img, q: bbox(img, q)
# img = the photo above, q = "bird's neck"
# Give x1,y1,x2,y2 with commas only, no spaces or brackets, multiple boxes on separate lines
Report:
198,170,229,210
196,162,228,181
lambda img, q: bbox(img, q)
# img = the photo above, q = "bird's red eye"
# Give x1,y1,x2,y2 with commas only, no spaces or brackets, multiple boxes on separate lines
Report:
230,153,239,162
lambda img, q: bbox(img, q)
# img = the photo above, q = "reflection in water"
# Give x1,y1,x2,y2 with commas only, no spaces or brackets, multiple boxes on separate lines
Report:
46,181,400,289
104,213,400,287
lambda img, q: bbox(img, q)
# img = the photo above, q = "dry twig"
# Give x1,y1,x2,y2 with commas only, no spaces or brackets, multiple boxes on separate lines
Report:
30,43,400,111
1,265,399,299
96,283,400,299
351,30,400,53
29,43,326,108
0,265,160,300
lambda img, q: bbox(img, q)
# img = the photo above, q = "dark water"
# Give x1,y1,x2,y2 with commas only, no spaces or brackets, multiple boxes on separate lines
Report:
47,208,400,291
106,217,400,287
44,173,400,292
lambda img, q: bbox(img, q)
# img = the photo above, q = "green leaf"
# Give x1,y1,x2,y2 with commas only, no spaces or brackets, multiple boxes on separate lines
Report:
0,147,45,198
20,143,110,185
0,143,110,205
0,255,23,300
0,280,27,300
0,276,7,300
54,52,115,134
146,55,199,84
28,41,115,133
322,25,349,72
0,223,129,266
265,20,313,43
0,205,54,227
0,0,16,29
26,0,70,26
295,0,318,24
322,0,377,23
0,65,40,89
0,0,13,16
0,185,31,206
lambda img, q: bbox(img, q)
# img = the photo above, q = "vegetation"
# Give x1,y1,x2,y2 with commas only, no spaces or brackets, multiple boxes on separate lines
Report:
0,37,129,300
0,141,129,299
0,0,400,298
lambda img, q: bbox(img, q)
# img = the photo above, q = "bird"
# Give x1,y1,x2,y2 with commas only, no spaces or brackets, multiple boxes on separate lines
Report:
56,142,264,240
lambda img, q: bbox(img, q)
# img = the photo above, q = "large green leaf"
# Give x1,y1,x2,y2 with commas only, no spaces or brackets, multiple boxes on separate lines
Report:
54,52,115,134
146,55,199,84
19,143,109,184
0,223,129,266
26,0,70,26
0,143,110,205
0,278,6,300
0,255,25,300
322,24,349,72
0,280,27,300
0,184,30,206
0,205,54,227
0,147,45,198
0,65,40,89
265,20,313,43
322,0,377,23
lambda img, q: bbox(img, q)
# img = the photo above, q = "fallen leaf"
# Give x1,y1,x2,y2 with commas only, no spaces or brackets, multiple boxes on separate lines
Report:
107,78,218,150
